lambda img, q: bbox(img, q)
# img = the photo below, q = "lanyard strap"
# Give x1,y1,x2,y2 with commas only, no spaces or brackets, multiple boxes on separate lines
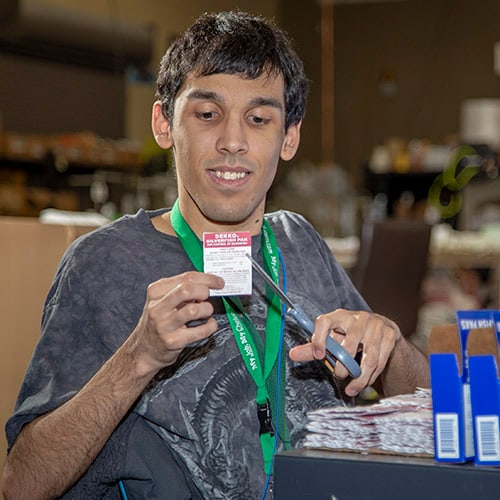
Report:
169,200,288,473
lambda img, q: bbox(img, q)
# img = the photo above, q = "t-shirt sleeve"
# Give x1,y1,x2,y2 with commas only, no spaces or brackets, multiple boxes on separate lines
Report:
5,233,129,450
267,210,369,316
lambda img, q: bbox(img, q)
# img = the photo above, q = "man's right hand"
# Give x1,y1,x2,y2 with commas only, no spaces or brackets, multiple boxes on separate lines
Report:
131,271,225,376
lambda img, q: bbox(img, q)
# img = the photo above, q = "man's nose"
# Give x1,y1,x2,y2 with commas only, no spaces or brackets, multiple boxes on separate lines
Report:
216,115,249,155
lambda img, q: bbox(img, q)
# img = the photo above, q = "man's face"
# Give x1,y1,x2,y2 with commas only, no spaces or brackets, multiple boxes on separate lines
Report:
154,72,300,235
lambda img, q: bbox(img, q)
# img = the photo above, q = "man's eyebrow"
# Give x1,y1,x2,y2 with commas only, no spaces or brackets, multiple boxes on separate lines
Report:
186,90,283,111
186,90,222,102
249,96,283,111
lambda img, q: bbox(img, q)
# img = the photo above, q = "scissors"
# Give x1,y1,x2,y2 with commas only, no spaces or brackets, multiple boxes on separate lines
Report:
246,254,362,379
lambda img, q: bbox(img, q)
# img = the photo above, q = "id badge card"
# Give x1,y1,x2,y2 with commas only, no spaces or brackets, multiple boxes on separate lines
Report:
203,231,252,296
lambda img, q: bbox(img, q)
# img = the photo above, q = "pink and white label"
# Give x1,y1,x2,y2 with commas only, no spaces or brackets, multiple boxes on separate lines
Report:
203,232,252,296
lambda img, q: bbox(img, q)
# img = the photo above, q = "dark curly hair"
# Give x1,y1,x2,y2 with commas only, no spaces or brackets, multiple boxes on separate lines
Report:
156,11,308,131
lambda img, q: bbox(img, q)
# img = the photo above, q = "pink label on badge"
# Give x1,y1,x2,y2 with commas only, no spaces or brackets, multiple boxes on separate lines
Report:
203,232,252,248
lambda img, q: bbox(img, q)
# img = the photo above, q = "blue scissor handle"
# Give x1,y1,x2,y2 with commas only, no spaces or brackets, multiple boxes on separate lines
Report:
288,306,362,379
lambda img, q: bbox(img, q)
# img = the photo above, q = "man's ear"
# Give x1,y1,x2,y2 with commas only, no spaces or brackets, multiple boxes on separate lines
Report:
152,100,174,149
280,120,302,161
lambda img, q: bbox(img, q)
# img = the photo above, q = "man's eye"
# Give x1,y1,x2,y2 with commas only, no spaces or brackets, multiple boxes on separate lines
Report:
197,111,217,121
249,115,270,125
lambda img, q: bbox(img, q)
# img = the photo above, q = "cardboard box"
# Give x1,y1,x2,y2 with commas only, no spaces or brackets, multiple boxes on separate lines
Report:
467,315,500,465
429,323,474,462
429,310,500,465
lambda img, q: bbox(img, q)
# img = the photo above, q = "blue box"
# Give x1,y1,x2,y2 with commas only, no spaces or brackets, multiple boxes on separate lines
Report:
456,309,495,380
429,322,474,463
430,354,474,462
430,310,500,465
467,311,500,466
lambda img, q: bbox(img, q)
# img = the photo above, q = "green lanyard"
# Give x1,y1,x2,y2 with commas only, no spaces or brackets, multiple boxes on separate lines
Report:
169,199,290,474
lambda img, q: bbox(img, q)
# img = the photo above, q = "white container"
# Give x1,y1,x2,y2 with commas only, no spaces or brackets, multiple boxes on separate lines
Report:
460,98,500,149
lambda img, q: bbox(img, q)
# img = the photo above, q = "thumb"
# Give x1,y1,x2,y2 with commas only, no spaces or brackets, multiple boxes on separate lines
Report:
289,343,316,362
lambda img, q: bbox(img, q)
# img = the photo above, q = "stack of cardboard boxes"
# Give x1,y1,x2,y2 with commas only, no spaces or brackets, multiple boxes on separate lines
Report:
430,309,500,466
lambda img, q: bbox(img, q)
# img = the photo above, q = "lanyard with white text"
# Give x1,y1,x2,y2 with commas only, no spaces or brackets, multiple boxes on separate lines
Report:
169,199,288,474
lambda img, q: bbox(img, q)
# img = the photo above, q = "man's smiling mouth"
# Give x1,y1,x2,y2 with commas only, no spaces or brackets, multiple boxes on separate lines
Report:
212,170,250,180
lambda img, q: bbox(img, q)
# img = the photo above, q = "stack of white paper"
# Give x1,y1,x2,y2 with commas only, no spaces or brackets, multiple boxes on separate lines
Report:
303,388,433,457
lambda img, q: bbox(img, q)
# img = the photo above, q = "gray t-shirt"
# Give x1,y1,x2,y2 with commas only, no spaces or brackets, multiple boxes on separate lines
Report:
6,208,368,499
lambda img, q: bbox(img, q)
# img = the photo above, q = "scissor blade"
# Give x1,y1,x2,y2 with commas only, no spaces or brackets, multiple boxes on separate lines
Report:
246,254,295,310
246,254,362,380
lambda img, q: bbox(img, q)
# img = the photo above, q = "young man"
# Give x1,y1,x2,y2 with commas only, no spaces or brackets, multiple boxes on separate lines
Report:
2,11,429,499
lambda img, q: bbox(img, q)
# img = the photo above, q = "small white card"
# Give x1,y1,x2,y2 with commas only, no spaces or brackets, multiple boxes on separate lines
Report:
203,231,252,296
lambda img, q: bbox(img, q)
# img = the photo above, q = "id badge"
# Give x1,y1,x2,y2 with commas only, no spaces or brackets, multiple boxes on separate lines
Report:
203,232,252,296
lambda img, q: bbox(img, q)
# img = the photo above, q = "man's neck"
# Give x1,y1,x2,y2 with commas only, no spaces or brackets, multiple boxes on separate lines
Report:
151,210,264,238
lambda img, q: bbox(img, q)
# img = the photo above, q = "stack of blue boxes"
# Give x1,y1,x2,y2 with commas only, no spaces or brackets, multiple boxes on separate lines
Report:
430,310,500,466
